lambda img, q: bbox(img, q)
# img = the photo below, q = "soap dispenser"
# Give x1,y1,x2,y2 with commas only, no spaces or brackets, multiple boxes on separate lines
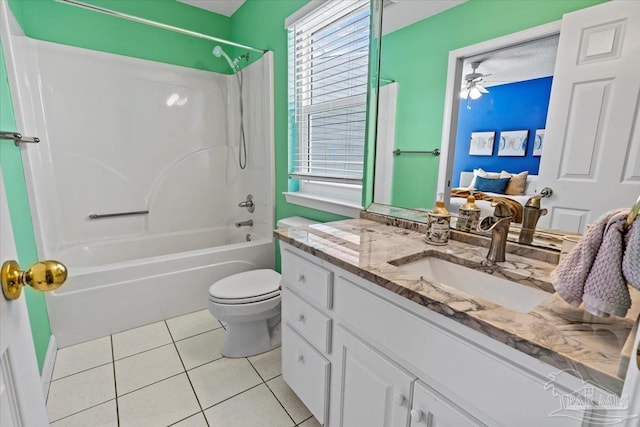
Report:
426,200,451,245
456,195,481,232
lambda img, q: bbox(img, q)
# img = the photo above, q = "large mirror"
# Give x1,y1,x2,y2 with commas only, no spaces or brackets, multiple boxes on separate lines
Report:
369,0,640,240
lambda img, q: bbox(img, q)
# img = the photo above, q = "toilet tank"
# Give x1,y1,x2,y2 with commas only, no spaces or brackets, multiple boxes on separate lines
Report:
276,216,318,229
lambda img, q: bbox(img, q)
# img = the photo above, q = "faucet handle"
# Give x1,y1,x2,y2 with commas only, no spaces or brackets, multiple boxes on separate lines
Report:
490,201,512,218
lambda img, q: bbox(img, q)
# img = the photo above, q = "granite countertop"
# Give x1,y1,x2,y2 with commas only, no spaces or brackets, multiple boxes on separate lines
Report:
274,218,638,396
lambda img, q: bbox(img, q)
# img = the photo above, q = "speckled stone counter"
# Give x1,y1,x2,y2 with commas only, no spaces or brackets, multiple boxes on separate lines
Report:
274,218,638,395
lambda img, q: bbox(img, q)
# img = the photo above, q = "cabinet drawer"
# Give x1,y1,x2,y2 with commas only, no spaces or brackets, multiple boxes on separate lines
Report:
282,324,330,425
283,288,332,354
281,249,333,309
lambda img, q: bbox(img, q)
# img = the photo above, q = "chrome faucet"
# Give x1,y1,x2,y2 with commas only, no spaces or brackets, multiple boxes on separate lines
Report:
238,194,255,213
235,219,253,228
479,201,512,263
518,188,552,244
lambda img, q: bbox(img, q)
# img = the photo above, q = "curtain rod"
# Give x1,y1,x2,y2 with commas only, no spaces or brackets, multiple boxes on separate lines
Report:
55,0,268,54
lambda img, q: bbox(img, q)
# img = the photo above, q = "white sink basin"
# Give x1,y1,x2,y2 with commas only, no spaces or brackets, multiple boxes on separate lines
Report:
396,257,551,313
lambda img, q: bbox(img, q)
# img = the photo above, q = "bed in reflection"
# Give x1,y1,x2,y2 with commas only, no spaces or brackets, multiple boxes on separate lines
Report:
450,171,538,223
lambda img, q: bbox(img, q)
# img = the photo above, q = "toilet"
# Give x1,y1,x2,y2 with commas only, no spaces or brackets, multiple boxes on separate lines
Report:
208,216,318,358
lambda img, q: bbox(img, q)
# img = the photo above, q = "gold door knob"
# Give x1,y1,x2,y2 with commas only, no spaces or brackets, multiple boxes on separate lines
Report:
1,260,68,300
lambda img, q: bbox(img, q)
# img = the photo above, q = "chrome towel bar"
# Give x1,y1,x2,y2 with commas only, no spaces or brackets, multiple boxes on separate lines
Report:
0,131,40,146
393,148,441,156
89,210,149,220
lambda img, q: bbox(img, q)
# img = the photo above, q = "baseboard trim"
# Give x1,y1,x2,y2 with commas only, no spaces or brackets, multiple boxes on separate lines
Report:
40,335,57,400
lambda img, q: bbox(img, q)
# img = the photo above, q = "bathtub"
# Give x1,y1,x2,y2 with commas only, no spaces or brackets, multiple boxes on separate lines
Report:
47,228,275,347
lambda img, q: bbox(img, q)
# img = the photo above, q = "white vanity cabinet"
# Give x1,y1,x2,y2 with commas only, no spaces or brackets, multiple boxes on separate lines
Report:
331,325,415,427
279,243,592,427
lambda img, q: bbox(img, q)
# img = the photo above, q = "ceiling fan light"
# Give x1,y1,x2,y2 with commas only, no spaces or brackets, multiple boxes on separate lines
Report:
469,86,482,100
477,84,489,94
460,87,470,99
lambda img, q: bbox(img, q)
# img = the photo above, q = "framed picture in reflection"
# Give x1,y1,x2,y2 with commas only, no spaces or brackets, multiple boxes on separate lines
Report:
469,131,495,156
498,130,528,156
533,129,544,156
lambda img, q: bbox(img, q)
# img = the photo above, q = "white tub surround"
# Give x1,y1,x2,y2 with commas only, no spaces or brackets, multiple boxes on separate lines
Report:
3,32,275,346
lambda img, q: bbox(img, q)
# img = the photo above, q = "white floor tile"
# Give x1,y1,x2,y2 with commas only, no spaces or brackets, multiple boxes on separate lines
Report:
188,357,262,409
47,364,115,422
115,344,184,395
175,328,225,370
167,309,222,341
52,337,113,380
248,346,282,381
112,321,172,360
298,416,322,427
118,374,200,427
171,412,208,427
204,384,294,427
51,400,117,427
267,375,311,424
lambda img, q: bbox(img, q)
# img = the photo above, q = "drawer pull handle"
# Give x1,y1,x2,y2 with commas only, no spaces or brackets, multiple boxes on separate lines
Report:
410,409,424,423
297,274,305,282
297,314,305,322
297,354,305,363
393,394,406,407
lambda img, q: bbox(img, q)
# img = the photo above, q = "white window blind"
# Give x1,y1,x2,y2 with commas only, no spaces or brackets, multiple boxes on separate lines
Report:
288,0,370,185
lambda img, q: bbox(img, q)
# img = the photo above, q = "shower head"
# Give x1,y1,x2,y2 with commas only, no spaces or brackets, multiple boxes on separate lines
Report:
212,45,239,72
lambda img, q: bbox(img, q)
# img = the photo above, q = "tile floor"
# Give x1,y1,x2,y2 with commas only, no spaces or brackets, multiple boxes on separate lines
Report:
46,309,321,427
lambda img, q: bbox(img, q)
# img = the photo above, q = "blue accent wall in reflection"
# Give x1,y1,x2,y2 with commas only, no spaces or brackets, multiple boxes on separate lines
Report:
452,76,553,187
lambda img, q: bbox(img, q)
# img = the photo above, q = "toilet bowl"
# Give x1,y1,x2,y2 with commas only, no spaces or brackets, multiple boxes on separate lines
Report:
208,269,282,357
208,216,317,357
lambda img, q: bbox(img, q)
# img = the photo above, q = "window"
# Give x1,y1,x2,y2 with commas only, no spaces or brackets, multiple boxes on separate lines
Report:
286,0,370,215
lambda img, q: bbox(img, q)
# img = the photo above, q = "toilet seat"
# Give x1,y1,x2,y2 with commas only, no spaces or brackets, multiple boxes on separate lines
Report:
208,269,281,305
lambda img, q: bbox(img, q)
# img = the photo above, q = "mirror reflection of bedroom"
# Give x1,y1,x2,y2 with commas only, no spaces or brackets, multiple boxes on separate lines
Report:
449,36,559,225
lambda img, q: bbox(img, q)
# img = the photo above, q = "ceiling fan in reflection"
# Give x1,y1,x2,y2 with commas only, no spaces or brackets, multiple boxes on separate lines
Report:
460,61,490,101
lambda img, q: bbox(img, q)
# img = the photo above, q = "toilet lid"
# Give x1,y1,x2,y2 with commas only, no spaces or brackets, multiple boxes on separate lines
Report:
209,269,281,303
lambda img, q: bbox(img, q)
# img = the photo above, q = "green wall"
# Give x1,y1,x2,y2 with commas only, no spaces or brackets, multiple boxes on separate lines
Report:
8,0,234,73
0,43,52,370
381,0,606,209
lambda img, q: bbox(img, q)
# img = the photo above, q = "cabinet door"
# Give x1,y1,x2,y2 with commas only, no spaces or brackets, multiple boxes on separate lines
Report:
410,381,485,427
282,324,330,425
331,326,416,427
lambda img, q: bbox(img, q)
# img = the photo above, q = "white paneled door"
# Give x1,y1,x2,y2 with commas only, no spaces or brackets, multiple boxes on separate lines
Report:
0,171,49,427
537,1,640,233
